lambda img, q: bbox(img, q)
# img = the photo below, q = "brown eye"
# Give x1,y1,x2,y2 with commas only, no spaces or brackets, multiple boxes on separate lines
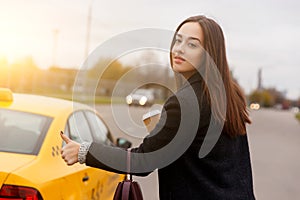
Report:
188,42,197,48
175,38,182,43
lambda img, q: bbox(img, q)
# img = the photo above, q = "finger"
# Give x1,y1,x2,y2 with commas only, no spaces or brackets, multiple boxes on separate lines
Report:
60,131,71,144
67,159,76,166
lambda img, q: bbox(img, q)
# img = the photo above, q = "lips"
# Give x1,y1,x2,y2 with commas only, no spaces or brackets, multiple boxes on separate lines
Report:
173,56,186,64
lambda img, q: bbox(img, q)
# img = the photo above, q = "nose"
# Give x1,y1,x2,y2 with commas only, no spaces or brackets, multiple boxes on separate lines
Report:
172,41,185,54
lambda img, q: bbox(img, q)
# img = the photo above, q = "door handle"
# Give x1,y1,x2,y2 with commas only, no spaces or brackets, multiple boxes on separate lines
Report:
82,175,89,182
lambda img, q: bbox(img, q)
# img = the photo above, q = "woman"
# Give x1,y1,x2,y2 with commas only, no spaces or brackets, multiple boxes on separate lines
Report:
61,15,255,199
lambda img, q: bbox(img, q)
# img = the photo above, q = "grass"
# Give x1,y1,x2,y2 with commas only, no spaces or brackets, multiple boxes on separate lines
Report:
47,94,126,104
296,113,300,122
19,90,125,104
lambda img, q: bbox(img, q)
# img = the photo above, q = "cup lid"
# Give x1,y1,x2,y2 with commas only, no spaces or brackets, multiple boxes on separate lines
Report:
142,109,161,121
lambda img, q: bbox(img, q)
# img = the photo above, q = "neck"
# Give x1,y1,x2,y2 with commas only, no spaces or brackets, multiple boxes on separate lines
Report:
181,70,196,80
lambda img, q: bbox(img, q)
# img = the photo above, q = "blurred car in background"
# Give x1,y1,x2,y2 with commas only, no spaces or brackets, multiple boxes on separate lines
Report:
126,89,155,107
0,88,131,200
250,102,260,110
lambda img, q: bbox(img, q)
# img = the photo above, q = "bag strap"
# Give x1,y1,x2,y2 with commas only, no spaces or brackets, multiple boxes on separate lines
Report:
122,181,131,200
126,149,132,181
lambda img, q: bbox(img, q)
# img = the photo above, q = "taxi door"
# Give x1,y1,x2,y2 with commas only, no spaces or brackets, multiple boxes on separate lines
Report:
66,111,109,200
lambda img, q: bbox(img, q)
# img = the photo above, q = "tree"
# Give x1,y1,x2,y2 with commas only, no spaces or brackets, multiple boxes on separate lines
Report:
88,58,132,80
47,66,78,91
261,90,275,107
265,88,285,105
248,89,275,107
248,90,263,104
9,56,39,92
0,57,9,87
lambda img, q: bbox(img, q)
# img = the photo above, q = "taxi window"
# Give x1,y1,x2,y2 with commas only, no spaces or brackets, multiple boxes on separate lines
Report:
68,111,93,143
0,109,52,155
84,111,109,143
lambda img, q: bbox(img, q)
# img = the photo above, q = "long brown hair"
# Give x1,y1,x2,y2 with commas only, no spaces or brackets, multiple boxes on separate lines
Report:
170,15,251,136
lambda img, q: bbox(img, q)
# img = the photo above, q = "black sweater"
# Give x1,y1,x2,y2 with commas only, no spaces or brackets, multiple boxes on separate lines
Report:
86,73,255,200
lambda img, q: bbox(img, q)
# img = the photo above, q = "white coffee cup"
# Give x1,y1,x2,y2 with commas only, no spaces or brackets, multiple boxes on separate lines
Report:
142,109,161,132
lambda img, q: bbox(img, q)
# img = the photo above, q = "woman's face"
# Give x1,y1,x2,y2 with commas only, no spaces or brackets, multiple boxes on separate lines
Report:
171,22,204,79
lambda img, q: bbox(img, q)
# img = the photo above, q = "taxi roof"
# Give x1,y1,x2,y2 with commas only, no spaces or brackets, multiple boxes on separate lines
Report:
0,93,91,117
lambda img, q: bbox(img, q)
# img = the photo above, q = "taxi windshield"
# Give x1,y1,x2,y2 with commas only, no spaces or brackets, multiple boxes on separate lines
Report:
0,109,52,155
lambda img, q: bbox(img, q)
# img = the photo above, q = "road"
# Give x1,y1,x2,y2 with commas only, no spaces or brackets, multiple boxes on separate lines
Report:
96,105,300,200
247,108,300,200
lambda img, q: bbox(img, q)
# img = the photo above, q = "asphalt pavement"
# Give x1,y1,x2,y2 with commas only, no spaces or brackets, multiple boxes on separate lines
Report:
247,108,300,200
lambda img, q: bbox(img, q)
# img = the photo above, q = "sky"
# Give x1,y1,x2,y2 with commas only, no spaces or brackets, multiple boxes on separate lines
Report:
0,0,299,99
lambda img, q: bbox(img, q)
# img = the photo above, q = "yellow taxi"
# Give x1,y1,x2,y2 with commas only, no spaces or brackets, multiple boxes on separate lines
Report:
0,88,131,200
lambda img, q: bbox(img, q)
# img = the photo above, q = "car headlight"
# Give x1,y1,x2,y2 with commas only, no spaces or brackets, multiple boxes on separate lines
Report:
250,103,260,110
139,96,148,106
255,104,260,110
126,95,133,104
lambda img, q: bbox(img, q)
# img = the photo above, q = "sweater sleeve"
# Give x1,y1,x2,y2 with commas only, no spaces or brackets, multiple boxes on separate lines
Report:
85,95,182,175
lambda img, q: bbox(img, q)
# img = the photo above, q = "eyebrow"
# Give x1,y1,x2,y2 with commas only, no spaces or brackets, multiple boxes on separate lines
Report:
176,33,202,44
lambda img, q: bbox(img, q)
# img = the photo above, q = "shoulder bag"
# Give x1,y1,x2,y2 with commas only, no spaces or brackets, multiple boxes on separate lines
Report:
113,149,143,200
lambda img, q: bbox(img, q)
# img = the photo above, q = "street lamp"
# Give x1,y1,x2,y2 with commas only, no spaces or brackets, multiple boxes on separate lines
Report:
85,0,94,59
52,29,59,67
76,0,94,102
